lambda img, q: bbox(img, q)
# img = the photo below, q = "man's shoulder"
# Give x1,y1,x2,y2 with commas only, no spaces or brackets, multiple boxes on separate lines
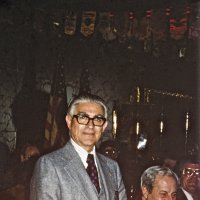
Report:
176,188,187,200
97,153,118,166
40,142,73,162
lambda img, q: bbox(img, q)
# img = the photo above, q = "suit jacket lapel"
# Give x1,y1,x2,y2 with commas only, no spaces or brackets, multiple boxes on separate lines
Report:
63,142,99,200
97,154,115,199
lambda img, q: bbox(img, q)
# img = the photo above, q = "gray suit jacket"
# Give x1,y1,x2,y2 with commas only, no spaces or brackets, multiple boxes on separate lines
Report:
30,141,127,200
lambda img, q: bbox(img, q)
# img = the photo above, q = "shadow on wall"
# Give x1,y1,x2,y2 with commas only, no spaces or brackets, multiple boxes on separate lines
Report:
11,89,49,153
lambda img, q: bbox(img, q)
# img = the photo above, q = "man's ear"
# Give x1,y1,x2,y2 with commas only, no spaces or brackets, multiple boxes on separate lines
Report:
141,186,149,199
20,155,25,162
65,115,72,129
102,121,108,132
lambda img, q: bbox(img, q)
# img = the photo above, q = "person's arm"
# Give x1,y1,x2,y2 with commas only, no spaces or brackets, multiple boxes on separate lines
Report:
30,156,60,200
115,162,127,200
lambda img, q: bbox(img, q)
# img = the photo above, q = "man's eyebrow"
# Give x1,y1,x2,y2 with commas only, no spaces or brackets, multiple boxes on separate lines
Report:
76,113,104,117
77,112,87,115
172,192,177,194
95,114,105,117
159,190,167,193
159,190,168,195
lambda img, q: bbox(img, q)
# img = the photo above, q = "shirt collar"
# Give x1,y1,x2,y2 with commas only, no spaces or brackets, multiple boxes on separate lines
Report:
181,188,194,200
70,138,97,166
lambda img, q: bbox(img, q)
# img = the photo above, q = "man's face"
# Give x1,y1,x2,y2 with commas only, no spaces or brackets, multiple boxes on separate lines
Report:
66,102,107,152
142,175,177,200
181,163,200,194
102,146,118,160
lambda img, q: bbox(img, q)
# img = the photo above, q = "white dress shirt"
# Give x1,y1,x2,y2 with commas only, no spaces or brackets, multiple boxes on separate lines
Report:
182,187,194,200
70,138,98,169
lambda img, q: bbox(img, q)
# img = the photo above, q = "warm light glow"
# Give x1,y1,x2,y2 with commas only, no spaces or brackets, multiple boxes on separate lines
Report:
112,110,117,139
186,112,189,131
136,87,140,103
136,122,140,135
160,121,164,133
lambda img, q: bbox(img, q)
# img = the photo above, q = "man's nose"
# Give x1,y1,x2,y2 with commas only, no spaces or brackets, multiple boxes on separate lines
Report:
87,119,95,127
169,194,177,200
191,174,199,179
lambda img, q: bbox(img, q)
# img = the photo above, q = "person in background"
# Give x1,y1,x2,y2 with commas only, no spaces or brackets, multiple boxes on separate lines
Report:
176,155,200,200
0,141,10,174
0,143,41,200
30,94,127,200
0,141,11,189
98,139,119,161
18,143,41,200
162,153,178,171
139,165,178,200
20,143,40,163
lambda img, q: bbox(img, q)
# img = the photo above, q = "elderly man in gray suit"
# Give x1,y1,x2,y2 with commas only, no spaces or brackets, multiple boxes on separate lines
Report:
30,94,127,200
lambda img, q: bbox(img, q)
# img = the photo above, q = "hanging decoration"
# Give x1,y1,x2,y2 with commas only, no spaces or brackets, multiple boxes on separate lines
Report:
80,11,96,37
33,9,47,33
144,9,153,53
64,11,77,36
189,7,200,39
115,12,135,43
165,7,171,39
169,7,190,40
126,11,137,39
98,12,117,41
149,9,166,42
16,1,198,44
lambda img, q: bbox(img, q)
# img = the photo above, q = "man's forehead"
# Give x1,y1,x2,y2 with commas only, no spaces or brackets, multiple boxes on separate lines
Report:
156,175,174,181
155,175,176,185
154,176,176,192
76,102,104,112
77,102,101,108
184,163,200,169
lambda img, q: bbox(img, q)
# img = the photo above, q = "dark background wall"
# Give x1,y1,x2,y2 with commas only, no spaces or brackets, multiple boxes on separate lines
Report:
0,1,199,189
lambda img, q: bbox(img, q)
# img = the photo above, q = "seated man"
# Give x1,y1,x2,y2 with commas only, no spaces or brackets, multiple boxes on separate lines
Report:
139,165,178,200
176,156,200,200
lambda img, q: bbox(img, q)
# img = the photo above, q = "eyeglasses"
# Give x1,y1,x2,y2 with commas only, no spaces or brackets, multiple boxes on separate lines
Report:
73,113,106,127
104,149,119,155
183,168,200,177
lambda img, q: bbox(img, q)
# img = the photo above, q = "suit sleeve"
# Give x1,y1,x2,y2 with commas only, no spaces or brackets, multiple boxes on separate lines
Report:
115,162,127,200
30,156,60,200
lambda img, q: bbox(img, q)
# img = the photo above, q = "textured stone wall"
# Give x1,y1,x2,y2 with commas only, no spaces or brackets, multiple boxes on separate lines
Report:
0,1,198,153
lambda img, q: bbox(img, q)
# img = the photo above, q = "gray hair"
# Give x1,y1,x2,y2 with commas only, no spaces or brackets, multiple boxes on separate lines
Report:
67,94,108,118
141,165,179,193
